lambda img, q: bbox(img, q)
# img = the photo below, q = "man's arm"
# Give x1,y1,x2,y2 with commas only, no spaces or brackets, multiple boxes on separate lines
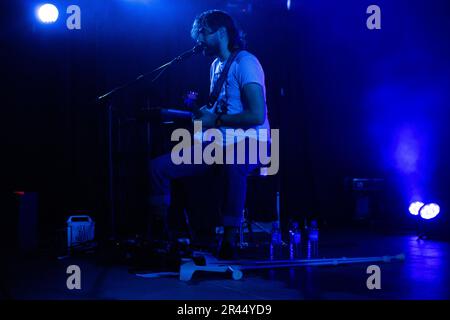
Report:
196,82,266,128
219,82,266,127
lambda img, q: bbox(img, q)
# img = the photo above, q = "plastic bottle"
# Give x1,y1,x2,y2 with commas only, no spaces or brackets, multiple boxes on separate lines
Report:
270,221,283,260
307,220,319,258
289,221,302,260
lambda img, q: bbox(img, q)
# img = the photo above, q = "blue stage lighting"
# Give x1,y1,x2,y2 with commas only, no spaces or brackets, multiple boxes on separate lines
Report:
287,0,292,10
409,201,424,216
419,203,440,220
37,4,59,23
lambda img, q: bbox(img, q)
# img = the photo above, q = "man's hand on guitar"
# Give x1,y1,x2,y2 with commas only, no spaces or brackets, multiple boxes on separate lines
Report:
192,106,218,128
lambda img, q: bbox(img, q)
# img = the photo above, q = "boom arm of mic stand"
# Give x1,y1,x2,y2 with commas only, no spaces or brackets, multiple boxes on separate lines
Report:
97,45,198,102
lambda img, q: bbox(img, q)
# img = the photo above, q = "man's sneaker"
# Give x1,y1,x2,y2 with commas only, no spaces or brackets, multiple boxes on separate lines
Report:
216,226,240,260
216,240,239,260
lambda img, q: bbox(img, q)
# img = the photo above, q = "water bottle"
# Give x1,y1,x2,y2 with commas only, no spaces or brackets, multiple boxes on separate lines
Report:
289,221,302,260
307,220,319,258
270,221,283,260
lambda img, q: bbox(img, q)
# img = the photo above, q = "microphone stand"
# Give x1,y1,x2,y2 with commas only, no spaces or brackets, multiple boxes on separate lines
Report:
97,44,202,101
96,45,202,240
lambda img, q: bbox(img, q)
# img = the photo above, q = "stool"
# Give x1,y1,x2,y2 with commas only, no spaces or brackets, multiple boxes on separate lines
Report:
238,167,279,248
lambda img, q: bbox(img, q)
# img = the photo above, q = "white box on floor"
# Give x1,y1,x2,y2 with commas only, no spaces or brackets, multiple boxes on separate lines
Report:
67,215,95,248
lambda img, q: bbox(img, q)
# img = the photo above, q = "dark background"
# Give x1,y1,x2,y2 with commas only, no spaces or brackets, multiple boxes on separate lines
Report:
3,0,450,246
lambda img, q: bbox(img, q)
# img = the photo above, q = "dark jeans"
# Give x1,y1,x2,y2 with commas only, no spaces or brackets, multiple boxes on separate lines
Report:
149,140,261,227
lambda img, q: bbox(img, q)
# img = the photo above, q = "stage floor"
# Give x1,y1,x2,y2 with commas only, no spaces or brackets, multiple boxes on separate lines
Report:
2,229,449,300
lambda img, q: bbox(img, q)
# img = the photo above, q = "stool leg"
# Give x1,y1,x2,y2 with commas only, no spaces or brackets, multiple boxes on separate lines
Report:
247,219,254,243
239,211,243,247
239,209,249,248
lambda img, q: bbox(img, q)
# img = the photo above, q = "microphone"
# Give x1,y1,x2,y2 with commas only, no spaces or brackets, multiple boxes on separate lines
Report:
175,43,204,62
193,42,206,54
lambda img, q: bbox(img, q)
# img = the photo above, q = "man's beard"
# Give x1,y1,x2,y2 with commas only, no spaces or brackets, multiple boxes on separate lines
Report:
203,43,220,57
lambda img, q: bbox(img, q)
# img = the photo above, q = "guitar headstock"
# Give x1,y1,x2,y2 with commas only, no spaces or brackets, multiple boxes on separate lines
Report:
183,91,199,110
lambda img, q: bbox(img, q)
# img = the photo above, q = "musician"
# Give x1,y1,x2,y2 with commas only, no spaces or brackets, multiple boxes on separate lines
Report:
149,9,270,259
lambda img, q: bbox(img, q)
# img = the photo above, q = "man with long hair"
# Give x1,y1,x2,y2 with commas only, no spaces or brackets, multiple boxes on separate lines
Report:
149,10,270,259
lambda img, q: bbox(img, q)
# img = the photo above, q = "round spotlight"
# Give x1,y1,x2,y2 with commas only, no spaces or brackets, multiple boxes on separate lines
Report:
419,203,440,220
409,201,424,216
37,4,59,23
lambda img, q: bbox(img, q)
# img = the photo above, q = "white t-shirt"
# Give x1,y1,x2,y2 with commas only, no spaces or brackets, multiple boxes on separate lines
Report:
206,50,271,146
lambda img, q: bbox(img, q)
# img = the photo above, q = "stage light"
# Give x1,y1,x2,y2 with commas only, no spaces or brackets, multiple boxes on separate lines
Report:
419,203,440,220
409,201,424,216
287,0,291,11
37,4,59,23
